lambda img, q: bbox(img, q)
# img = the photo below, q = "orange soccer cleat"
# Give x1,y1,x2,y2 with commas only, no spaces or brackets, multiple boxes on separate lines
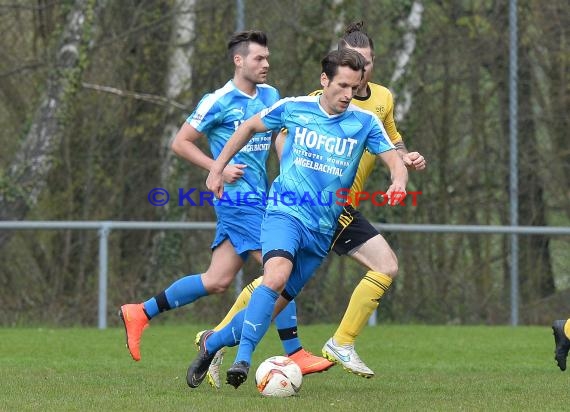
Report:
288,348,334,375
119,303,150,361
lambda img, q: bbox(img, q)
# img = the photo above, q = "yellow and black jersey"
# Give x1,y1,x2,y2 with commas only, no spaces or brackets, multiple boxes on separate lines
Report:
309,83,403,197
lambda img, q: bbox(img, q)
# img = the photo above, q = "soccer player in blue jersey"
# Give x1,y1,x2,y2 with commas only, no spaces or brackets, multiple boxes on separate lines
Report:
186,47,408,389
201,22,427,383
118,30,332,383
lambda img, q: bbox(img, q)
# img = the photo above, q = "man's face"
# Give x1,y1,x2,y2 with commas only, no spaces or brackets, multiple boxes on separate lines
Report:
320,65,362,115
239,43,270,84
347,46,374,89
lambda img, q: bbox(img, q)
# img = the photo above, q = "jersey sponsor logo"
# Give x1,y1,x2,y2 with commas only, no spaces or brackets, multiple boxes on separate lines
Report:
239,134,272,153
294,127,358,157
239,143,271,153
292,157,343,176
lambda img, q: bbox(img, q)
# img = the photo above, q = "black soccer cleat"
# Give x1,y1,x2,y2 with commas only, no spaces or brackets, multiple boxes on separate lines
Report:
187,330,216,388
226,361,250,389
552,320,570,372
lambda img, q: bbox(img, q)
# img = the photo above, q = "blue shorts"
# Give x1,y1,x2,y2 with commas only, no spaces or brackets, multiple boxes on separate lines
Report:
211,203,265,260
260,211,331,299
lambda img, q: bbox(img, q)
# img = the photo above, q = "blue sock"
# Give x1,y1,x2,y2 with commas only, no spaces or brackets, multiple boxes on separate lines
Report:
143,274,207,318
235,285,278,365
274,300,302,355
205,310,245,353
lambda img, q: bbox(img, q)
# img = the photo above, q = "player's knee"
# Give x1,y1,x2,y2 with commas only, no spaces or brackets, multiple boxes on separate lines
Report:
370,255,399,279
384,257,399,279
207,281,231,294
261,272,287,292
201,271,234,294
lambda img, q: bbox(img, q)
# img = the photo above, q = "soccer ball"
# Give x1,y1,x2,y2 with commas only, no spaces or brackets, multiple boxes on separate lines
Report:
255,355,302,397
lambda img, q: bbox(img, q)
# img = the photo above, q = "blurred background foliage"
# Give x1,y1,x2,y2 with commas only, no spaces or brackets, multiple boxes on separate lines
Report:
0,0,568,326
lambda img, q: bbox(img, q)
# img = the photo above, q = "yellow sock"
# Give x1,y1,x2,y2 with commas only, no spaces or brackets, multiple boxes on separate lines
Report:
565,319,570,339
333,271,392,345
213,276,262,331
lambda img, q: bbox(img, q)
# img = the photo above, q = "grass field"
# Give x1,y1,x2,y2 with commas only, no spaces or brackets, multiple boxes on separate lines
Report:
1,324,567,411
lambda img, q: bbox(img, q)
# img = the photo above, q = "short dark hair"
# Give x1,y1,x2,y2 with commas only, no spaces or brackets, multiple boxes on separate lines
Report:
227,30,268,59
321,48,366,81
337,21,375,57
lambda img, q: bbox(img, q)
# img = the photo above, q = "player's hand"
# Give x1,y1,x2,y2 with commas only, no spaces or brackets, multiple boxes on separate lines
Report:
385,183,407,206
206,166,225,199
402,152,426,171
222,164,247,183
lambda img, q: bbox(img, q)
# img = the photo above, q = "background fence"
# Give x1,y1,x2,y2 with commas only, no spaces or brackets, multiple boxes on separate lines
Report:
2,221,569,329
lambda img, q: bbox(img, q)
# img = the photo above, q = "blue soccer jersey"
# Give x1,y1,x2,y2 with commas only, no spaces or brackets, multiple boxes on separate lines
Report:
259,95,394,235
187,80,280,204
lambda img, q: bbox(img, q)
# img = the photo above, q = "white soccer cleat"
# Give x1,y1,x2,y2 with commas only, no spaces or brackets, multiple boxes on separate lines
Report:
206,348,225,389
322,337,374,378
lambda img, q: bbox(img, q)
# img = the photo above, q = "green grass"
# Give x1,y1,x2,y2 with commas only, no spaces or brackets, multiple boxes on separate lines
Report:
0,324,568,411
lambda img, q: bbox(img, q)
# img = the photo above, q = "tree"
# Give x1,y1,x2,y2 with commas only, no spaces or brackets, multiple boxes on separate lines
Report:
0,0,97,248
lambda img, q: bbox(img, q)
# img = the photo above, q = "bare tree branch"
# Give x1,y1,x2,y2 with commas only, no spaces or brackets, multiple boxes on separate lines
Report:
0,61,45,78
81,82,188,111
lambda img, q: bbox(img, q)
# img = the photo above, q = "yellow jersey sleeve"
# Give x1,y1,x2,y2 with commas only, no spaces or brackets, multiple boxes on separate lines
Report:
375,86,403,145
347,83,403,202
352,83,402,144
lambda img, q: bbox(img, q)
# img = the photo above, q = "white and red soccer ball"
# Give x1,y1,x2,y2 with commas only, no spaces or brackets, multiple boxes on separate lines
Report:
255,355,303,397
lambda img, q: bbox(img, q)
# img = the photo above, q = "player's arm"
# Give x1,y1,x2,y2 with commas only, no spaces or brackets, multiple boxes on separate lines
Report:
207,114,268,197
393,140,408,155
171,122,246,183
397,141,426,171
377,149,408,205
